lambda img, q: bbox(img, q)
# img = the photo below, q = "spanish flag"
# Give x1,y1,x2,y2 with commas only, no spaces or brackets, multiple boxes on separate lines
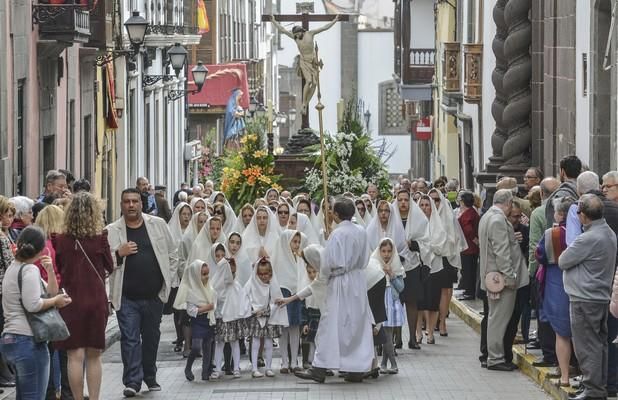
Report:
197,0,210,34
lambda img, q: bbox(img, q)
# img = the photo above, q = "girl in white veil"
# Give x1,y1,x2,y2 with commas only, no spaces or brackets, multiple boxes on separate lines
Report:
288,212,320,245
367,238,405,374
209,243,252,379
173,259,217,382
166,202,193,352
390,192,428,349
227,232,252,286
212,201,237,236
244,257,288,378
428,189,468,336
365,200,407,255
188,216,225,267
231,204,255,234
242,206,280,262
416,193,447,345
190,197,207,213
271,230,308,373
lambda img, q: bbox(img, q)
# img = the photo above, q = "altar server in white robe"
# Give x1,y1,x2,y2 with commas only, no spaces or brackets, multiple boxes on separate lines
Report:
295,197,373,383
242,205,280,262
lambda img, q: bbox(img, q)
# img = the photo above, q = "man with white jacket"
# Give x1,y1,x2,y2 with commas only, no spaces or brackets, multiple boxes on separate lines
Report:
107,188,178,398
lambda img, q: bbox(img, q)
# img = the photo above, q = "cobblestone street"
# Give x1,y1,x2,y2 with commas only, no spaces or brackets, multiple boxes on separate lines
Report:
99,314,550,400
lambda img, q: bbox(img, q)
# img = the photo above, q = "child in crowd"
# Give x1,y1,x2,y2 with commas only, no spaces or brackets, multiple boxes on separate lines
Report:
209,243,251,379
271,230,307,373
371,238,405,374
244,258,288,378
174,260,216,382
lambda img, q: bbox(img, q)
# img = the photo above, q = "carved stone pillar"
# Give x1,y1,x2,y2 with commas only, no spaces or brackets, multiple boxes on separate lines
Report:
501,0,532,169
489,0,508,167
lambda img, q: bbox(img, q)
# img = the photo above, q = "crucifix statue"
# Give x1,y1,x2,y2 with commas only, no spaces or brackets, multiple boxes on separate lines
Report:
263,12,349,129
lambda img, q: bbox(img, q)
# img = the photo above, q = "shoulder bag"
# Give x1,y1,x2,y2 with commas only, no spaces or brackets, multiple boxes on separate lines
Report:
76,239,113,316
17,264,70,343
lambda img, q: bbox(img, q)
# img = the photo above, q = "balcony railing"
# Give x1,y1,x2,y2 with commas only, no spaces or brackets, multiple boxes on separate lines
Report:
146,25,199,36
33,4,90,44
406,48,435,85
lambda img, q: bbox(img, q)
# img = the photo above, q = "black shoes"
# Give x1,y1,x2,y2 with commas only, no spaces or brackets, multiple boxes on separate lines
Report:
526,341,541,350
487,362,516,372
408,341,421,350
295,368,326,383
185,367,195,382
146,381,161,391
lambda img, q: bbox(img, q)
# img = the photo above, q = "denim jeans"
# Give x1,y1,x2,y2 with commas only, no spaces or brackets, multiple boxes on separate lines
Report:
116,297,163,391
0,333,50,400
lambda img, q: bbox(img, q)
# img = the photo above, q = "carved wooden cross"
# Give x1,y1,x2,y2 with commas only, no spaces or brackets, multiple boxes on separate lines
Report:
262,12,349,130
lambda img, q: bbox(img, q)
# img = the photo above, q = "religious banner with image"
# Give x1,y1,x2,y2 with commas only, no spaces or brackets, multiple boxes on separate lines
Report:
322,0,393,29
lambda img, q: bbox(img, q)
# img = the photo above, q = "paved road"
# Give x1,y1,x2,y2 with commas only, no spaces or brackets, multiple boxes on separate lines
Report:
99,313,551,400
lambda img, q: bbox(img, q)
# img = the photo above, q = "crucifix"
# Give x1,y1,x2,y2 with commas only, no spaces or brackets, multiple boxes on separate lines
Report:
262,12,349,130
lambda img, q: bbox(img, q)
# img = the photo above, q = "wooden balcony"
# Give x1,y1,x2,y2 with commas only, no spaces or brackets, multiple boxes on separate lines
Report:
406,48,435,85
463,43,482,103
442,42,461,93
33,4,90,44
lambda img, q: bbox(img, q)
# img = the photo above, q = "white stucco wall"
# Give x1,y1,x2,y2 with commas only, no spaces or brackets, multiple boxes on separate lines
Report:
576,2,590,166
358,30,411,174
481,0,497,167
410,0,435,49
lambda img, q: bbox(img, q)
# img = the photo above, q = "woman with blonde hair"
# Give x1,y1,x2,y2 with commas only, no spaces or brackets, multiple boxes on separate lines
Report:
0,196,16,388
51,192,114,400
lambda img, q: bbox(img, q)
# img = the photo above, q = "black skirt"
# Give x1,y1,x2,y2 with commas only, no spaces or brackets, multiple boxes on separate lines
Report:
367,277,387,324
417,273,440,311
434,258,458,289
400,267,425,304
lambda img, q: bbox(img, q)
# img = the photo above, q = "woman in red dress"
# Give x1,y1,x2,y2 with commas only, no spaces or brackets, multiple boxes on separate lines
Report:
52,192,113,400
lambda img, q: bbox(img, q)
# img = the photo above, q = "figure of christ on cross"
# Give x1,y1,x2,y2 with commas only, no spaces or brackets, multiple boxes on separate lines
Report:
263,13,348,129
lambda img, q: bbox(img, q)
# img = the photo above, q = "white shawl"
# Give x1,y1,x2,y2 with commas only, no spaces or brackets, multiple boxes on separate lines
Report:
190,197,207,212
188,216,225,266
365,237,405,290
244,260,289,328
173,259,216,325
179,211,207,279
430,189,468,269
298,244,327,310
168,202,192,247
391,198,427,271
227,232,252,286
242,205,281,263
365,200,407,255
418,196,448,273
295,213,320,245
271,230,308,293
231,204,254,235
210,257,252,323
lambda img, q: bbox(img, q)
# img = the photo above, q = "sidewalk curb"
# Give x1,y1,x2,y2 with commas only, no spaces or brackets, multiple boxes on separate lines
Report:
450,298,575,400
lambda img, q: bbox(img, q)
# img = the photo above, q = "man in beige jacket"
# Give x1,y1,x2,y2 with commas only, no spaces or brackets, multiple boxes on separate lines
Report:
479,189,529,371
106,188,178,397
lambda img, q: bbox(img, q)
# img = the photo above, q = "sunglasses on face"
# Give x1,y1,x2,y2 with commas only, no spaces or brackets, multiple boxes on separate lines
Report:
269,207,277,212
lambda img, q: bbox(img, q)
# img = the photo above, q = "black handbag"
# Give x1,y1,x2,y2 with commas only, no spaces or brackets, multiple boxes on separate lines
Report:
18,264,70,343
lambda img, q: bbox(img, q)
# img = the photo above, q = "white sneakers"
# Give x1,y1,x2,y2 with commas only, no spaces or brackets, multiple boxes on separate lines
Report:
265,369,275,378
252,370,264,378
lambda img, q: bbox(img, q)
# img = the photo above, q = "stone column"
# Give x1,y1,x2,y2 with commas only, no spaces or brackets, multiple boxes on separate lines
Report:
501,0,532,170
488,0,508,168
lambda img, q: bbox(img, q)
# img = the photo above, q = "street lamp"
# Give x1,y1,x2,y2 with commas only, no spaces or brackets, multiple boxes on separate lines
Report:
248,96,259,114
168,43,189,77
288,108,297,124
124,11,149,51
95,11,148,66
364,109,372,131
191,61,209,92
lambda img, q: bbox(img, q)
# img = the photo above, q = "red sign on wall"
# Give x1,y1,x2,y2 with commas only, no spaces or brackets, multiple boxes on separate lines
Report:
413,117,432,141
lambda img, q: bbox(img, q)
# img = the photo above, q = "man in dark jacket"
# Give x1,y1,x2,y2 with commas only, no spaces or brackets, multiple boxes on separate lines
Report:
545,155,581,226
154,186,172,223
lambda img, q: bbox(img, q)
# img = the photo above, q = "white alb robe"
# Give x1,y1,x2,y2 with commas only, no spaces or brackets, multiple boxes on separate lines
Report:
312,220,374,373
